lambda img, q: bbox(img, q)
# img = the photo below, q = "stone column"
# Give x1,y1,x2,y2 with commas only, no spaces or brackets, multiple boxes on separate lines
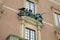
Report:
37,25,41,40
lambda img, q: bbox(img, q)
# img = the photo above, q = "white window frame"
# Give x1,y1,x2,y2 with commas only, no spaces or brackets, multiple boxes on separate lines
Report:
53,12,60,27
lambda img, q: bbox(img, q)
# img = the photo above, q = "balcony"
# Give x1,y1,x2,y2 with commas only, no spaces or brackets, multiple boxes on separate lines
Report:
17,8,43,24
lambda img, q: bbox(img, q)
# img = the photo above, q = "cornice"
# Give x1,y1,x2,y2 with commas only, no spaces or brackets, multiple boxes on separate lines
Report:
48,0,60,5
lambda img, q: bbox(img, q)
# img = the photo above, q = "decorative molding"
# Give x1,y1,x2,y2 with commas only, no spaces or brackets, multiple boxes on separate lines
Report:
43,21,54,27
51,6,60,12
3,5,19,13
19,16,42,26
48,0,60,5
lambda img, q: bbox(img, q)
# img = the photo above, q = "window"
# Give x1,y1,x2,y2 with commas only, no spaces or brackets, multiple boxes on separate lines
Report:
6,35,20,40
54,12,60,27
26,0,35,13
25,28,36,40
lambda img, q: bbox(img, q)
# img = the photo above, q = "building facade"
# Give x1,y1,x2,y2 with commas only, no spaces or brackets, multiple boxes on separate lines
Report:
0,0,60,40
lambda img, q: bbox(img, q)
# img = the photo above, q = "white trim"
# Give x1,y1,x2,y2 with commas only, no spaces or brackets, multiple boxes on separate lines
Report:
48,0,60,5
43,21,54,27
53,9,60,14
3,5,19,13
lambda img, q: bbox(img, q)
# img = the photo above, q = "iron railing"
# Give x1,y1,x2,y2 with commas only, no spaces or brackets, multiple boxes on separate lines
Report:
17,8,43,23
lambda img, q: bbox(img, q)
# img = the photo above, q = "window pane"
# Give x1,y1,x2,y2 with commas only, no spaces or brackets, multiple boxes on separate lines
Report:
25,28,35,40
25,29,29,40
26,0,35,13
30,3,34,13
55,14,59,26
26,1,29,10
30,31,35,40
